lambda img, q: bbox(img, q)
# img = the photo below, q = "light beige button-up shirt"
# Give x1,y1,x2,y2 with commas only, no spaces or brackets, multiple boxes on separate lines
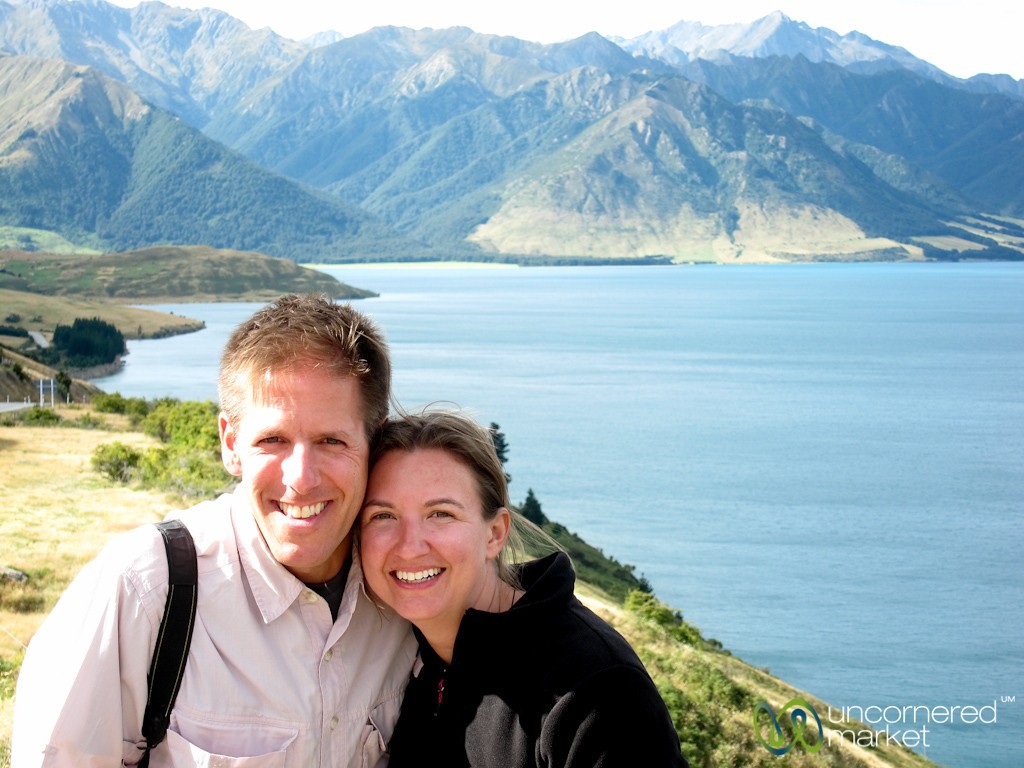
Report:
12,488,417,768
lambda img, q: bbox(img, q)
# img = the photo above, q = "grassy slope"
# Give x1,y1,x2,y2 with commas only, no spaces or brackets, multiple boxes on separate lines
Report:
0,246,376,303
0,288,203,340
0,414,939,768
0,347,103,403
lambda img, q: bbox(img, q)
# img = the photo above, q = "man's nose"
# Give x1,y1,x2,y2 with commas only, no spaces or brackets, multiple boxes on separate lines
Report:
281,443,319,492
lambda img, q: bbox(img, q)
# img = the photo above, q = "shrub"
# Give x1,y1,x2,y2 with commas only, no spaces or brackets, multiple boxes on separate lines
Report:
20,407,61,426
92,392,150,423
139,444,229,500
91,441,142,483
72,413,104,429
142,399,219,453
92,392,128,413
626,590,707,647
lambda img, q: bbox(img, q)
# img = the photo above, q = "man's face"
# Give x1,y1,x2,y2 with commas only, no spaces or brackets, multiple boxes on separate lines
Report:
220,366,369,583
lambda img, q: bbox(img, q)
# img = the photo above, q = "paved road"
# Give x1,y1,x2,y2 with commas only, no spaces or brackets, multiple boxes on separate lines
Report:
0,401,34,413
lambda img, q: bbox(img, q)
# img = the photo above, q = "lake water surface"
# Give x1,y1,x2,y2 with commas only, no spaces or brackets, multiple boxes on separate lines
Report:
94,263,1024,766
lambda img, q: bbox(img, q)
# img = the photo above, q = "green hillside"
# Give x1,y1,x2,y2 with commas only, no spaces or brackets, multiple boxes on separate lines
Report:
0,56,432,262
0,246,375,302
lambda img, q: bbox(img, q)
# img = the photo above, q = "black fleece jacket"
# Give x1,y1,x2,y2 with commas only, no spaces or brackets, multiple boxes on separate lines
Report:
385,552,688,767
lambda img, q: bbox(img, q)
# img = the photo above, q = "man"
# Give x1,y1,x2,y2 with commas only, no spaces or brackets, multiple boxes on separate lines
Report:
12,294,417,767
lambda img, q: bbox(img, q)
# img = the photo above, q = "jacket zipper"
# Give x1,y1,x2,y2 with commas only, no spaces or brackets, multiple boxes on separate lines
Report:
434,671,446,717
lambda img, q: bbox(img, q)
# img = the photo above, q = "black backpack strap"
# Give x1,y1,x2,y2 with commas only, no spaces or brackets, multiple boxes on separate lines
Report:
139,519,197,768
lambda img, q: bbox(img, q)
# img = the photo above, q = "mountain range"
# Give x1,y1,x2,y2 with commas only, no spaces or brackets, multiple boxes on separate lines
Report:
1,0,1021,263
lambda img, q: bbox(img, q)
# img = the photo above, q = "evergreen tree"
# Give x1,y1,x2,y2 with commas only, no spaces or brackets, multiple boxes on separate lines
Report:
519,488,548,526
50,317,126,367
55,369,72,399
489,422,511,483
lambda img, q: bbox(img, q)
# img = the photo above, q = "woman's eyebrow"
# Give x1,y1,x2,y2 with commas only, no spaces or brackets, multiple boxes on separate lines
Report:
423,497,466,509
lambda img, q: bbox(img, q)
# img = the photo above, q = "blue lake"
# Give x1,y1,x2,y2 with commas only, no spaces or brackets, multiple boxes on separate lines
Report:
94,263,1024,766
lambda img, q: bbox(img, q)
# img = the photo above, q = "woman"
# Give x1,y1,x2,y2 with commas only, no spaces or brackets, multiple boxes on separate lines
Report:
360,410,688,767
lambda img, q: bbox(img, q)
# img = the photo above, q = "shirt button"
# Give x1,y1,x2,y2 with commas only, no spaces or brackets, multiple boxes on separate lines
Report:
329,716,339,730
305,591,318,603
324,649,334,661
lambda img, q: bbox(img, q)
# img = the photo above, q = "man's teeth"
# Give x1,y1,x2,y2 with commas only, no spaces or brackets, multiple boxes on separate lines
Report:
280,501,327,519
395,568,442,583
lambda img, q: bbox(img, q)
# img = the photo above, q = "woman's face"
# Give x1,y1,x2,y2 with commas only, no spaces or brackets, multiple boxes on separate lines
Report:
360,448,509,637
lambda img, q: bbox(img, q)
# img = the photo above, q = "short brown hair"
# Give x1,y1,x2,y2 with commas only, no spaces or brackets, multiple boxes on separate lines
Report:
218,294,390,438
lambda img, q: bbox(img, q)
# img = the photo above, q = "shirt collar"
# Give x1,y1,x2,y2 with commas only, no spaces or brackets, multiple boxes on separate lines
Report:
230,488,306,623
230,487,367,626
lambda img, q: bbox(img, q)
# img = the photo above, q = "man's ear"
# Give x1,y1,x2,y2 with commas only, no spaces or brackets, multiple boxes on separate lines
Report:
219,412,242,477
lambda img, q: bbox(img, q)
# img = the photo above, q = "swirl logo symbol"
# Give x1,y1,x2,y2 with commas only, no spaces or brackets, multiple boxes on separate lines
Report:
753,698,824,756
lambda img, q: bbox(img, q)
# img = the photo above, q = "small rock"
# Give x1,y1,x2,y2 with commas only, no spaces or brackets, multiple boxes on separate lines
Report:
1,566,28,582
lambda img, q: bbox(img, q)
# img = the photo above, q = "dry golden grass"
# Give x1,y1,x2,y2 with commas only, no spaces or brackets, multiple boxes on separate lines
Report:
0,288,203,339
1,416,180,754
0,419,174,652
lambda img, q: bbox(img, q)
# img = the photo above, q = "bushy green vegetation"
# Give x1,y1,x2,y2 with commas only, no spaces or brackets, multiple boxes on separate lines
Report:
17,407,62,427
90,397,229,500
92,391,150,423
626,590,720,650
5,361,28,383
0,656,20,700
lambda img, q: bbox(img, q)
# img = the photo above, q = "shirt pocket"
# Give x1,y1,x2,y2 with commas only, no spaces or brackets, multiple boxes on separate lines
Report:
162,726,294,767
360,697,402,768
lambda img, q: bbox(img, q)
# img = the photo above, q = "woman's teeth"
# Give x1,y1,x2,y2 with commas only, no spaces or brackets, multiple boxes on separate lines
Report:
395,568,442,583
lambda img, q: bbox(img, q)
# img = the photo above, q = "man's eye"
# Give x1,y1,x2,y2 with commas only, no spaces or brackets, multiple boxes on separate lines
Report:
259,436,282,444
323,437,346,446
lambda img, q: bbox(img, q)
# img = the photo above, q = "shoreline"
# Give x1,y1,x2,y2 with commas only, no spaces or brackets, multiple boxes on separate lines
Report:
302,260,521,270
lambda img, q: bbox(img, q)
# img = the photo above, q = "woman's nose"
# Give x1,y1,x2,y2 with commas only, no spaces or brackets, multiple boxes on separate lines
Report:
394,519,429,557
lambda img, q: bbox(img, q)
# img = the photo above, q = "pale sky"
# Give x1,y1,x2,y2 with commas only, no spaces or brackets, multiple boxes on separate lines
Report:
107,0,1022,80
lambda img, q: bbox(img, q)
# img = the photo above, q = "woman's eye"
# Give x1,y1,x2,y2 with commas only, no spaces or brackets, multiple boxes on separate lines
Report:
430,510,453,519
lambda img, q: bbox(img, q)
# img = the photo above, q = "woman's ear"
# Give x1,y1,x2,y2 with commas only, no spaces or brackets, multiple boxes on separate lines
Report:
486,507,512,559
